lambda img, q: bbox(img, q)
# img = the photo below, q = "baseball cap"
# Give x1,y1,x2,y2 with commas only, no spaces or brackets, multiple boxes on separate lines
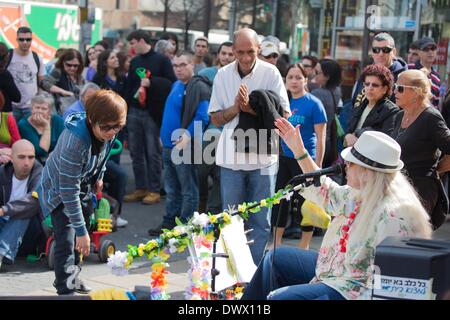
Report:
260,41,279,57
418,37,437,50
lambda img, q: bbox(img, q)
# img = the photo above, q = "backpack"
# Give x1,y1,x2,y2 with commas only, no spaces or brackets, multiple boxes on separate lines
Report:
5,49,41,86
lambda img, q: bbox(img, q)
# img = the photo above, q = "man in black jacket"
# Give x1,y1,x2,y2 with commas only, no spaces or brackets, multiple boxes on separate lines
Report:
0,140,42,269
124,30,176,206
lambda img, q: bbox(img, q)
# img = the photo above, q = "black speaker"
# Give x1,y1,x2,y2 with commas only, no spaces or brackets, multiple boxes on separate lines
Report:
373,237,450,300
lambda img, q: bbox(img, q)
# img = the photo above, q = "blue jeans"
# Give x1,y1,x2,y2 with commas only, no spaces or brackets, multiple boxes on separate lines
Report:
220,164,277,265
104,160,128,214
0,216,31,262
127,108,162,193
12,107,31,123
242,247,345,300
162,148,199,227
51,204,85,295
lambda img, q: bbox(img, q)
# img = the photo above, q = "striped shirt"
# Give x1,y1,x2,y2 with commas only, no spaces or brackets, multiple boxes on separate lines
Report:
408,61,441,109
37,114,112,236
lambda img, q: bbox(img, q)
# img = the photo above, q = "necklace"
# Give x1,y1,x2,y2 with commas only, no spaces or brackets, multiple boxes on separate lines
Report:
401,107,426,128
339,202,360,253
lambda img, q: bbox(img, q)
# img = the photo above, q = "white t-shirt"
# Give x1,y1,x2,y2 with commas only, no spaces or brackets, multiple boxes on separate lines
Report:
7,50,45,110
9,175,29,202
208,59,290,171
356,105,374,130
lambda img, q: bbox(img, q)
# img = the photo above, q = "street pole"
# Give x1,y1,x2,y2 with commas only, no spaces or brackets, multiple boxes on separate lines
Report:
362,0,373,70
204,0,211,38
163,0,169,32
270,0,278,36
78,0,92,56
251,0,257,29
228,0,237,40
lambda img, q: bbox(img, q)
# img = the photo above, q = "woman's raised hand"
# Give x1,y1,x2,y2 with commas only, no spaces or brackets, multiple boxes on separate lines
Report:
274,118,305,156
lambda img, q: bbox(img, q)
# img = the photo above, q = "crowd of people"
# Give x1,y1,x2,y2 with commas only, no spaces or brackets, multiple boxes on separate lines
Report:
0,25,449,299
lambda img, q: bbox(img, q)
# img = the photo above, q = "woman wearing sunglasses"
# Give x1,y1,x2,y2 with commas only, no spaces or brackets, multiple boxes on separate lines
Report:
345,64,400,147
37,90,127,295
391,69,450,229
42,49,85,115
242,120,432,300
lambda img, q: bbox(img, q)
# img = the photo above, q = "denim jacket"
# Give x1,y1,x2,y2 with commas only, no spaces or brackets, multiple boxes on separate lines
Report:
37,112,114,236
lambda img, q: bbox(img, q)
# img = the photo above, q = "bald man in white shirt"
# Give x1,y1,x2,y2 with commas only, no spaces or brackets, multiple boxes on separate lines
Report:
208,28,290,265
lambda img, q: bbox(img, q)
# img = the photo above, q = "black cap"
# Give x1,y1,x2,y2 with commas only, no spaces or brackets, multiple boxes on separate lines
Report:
418,37,437,50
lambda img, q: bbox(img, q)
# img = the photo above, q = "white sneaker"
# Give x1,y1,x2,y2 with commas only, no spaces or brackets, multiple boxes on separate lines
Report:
116,217,128,228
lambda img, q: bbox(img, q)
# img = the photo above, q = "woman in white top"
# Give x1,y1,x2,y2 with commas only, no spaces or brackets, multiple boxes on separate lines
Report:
242,119,432,300
345,64,400,147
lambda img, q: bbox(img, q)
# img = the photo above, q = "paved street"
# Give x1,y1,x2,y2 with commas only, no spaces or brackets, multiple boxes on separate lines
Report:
0,150,449,299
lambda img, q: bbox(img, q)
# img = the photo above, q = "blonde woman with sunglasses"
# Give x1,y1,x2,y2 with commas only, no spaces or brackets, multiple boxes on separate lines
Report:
392,70,450,229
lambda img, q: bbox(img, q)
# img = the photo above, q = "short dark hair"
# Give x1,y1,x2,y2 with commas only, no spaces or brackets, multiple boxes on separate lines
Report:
195,36,209,46
94,40,109,50
17,26,32,35
126,30,152,45
319,58,342,89
218,41,233,54
409,40,421,50
175,51,194,63
301,55,319,68
85,90,127,125
160,32,179,53
360,64,394,99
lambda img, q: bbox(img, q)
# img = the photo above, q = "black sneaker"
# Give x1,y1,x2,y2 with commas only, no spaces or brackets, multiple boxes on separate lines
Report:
148,224,173,237
75,279,92,294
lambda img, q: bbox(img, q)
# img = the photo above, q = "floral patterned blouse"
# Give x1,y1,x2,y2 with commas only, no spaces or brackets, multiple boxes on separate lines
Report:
300,177,417,300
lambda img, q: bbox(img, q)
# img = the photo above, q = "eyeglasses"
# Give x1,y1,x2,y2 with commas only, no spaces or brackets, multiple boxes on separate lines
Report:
172,63,188,69
372,46,393,54
98,123,124,132
364,82,383,88
421,46,437,52
64,62,80,69
18,38,32,42
394,83,419,93
263,53,279,59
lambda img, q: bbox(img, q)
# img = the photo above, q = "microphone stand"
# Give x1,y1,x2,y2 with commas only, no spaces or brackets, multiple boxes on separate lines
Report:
209,222,229,300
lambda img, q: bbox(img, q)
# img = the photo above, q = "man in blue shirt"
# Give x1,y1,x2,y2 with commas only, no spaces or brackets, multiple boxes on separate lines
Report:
148,52,210,235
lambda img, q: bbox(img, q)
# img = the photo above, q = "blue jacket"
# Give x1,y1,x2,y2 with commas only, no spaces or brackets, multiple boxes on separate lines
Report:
37,113,114,236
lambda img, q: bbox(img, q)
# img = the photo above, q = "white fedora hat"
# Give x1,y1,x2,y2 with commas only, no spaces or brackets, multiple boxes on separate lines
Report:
341,131,404,173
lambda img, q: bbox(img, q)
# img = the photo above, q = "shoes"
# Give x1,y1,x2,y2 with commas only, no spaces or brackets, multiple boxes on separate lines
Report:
142,192,161,205
124,189,149,202
148,224,172,237
75,279,92,294
116,216,128,228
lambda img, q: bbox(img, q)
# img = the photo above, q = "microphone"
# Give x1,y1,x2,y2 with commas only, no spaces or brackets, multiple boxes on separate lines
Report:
299,163,345,179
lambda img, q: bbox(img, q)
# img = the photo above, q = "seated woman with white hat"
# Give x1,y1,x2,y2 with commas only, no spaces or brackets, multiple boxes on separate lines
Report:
242,118,432,300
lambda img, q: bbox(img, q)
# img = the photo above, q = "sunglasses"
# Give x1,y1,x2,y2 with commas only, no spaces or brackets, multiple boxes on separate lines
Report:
263,53,279,59
364,82,383,88
98,123,124,132
302,64,312,68
372,46,393,54
421,46,437,52
18,38,32,42
394,83,419,93
64,62,80,69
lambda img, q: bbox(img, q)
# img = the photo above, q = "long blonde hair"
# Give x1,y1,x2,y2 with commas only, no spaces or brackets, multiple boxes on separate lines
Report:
351,166,432,240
